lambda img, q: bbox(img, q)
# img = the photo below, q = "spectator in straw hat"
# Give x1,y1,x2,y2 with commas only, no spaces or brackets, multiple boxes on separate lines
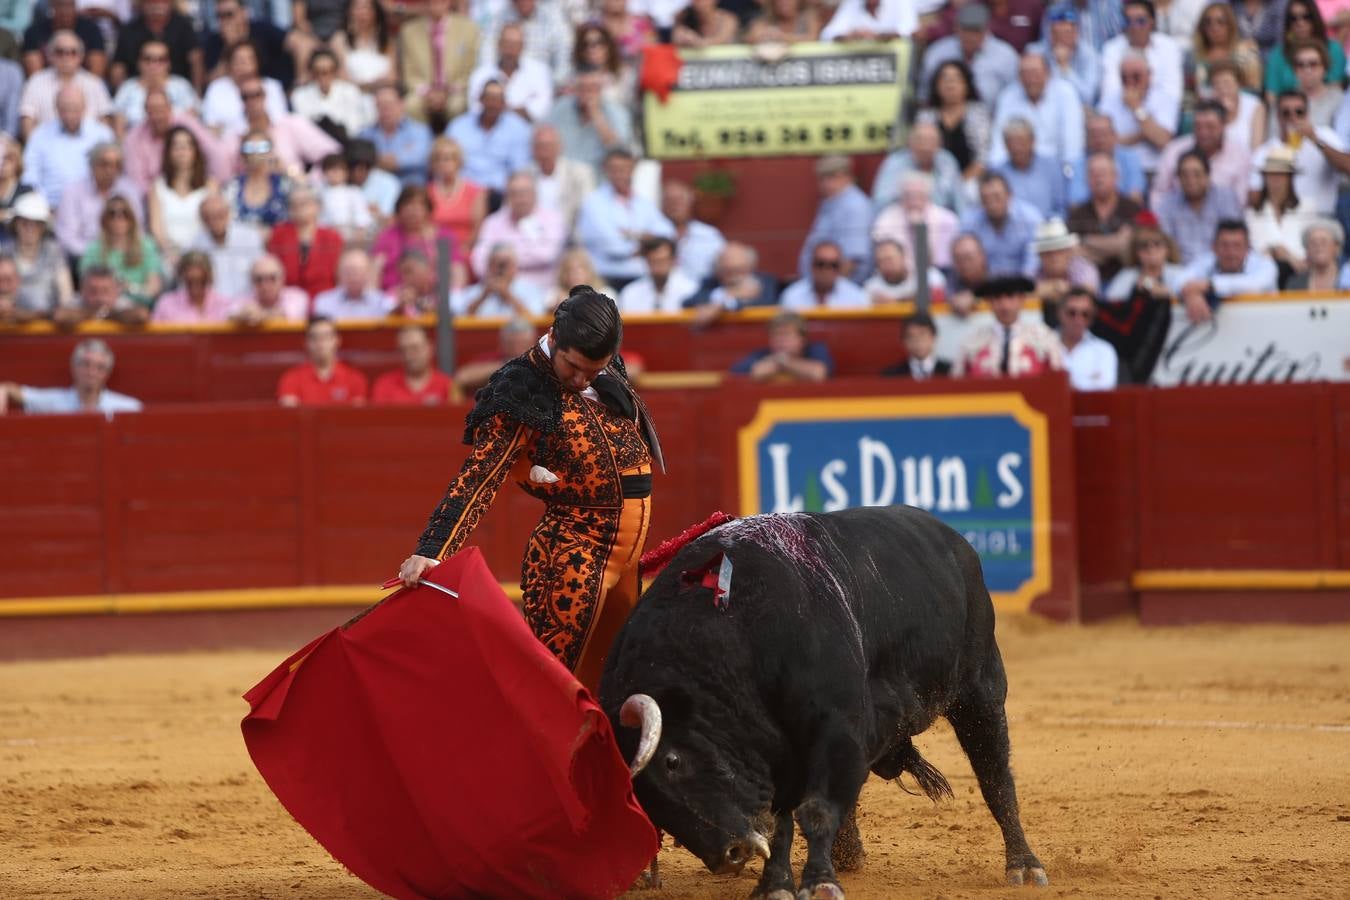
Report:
1245,144,1314,285
1032,218,1101,325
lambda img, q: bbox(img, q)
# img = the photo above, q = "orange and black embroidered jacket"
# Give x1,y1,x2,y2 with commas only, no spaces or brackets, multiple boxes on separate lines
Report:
414,346,662,560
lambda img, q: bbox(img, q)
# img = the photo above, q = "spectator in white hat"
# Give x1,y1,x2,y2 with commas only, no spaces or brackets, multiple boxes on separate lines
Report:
1032,218,1101,317
1245,145,1313,286
9,192,76,317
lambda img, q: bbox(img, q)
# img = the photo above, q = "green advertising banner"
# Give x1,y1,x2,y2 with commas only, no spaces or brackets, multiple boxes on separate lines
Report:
643,41,910,159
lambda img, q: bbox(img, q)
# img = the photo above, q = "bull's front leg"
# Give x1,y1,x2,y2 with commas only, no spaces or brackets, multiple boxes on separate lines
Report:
750,811,796,900
793,721,869,900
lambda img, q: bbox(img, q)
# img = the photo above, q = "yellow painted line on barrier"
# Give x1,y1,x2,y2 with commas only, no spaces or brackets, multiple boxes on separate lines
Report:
0,582,524,618
1132,570,1350,591
9,571,1347,617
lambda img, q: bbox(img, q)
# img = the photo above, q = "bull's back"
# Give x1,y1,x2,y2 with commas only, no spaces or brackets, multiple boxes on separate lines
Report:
807,506,996,697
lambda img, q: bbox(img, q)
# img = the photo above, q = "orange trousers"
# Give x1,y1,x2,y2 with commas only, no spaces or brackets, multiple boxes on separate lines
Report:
521,477,651,693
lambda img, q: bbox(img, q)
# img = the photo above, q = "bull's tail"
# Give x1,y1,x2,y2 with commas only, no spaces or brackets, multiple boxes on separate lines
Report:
876,738,953,803
904,746,954,803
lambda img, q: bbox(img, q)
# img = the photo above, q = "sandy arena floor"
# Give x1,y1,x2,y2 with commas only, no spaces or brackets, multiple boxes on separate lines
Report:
1,616,1347,899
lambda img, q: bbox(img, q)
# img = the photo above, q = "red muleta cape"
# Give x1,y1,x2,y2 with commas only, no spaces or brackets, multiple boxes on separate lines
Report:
241,547,658,899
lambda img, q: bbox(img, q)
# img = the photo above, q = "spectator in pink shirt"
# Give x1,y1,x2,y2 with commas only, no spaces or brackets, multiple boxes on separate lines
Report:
228,77,340,178
151,251,238,323
125,89,234,194
870,171,960,270
231,253,311,325
470,171,565,290
54,141,144,260
371,185,465,292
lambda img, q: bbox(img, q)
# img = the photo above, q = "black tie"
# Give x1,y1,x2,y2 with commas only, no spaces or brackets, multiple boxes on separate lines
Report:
999,327,1012,375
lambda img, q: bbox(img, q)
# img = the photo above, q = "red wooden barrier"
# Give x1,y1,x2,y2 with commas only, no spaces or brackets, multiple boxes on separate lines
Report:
2,376,1079,620
7,379,1349,625
1070,383,1350,623
1070,390,1142,620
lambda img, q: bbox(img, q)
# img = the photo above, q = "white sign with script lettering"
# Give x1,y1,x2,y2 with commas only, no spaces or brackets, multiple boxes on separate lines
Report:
1150,297,1349,386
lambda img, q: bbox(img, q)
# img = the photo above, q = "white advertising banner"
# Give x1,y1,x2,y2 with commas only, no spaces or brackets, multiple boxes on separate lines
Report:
1150,297,1350,386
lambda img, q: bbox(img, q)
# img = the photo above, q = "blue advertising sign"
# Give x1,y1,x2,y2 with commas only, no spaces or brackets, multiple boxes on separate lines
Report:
737,394,1051,612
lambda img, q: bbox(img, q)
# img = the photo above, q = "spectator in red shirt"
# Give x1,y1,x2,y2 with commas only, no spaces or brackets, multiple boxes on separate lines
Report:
266,184,344,299
277,315,369,406
371,325,460,405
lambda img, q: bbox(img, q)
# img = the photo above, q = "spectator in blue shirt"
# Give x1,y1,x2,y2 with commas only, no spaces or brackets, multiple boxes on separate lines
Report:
545,66,633,173
959,171,1044,276
797,154,873,284
991,118,1070,218
444,79,532,195
22,86,114,208
1026,4,1101,106
1178,219,1279,321
1067,112,1147,205
870,121,967,214
359,84,434,186
989,51,1085,167
575,147,675,288
730,311,834,383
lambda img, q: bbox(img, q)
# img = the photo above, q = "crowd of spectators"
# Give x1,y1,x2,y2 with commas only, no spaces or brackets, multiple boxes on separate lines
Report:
1,0,1344,411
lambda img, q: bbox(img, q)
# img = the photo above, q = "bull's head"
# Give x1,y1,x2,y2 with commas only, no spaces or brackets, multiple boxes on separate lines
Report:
619,691,772,876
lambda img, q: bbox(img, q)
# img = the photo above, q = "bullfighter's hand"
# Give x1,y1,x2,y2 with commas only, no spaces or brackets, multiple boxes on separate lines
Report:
398,554,440,588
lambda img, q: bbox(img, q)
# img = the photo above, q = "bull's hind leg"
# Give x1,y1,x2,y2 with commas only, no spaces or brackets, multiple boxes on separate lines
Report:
793,718,869,900
831,807,864,872
946,656,1048,888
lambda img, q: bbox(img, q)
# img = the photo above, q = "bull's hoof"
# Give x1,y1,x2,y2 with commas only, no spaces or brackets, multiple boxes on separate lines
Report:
796,883,845,900
1006,866,1050,887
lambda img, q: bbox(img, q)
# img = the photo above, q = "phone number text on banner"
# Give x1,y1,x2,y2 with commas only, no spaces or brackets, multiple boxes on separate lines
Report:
643,42,910,159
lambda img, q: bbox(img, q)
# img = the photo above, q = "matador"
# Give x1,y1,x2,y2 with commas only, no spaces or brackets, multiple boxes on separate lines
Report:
397,286,663,690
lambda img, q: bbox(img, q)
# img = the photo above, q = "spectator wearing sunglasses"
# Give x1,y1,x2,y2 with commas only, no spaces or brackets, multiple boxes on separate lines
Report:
20,0,107,81
1263,0,1345,102
232,76,341,177
202,41,287,138
19,31,113,140
111,39,198,131
1254,89,1350,215
779,240,869,310
1057,287,1118,391
1097,50,1179,177
1100,0,1183,107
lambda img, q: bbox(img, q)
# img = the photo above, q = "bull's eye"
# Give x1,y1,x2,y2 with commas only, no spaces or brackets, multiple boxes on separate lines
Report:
664,751,681,773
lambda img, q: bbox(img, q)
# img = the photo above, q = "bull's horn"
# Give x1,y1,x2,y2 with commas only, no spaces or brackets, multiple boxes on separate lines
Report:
619,693,663,777
749,831,770,861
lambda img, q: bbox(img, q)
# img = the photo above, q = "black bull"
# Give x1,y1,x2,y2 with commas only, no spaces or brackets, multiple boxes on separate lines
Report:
599,506,1047,899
